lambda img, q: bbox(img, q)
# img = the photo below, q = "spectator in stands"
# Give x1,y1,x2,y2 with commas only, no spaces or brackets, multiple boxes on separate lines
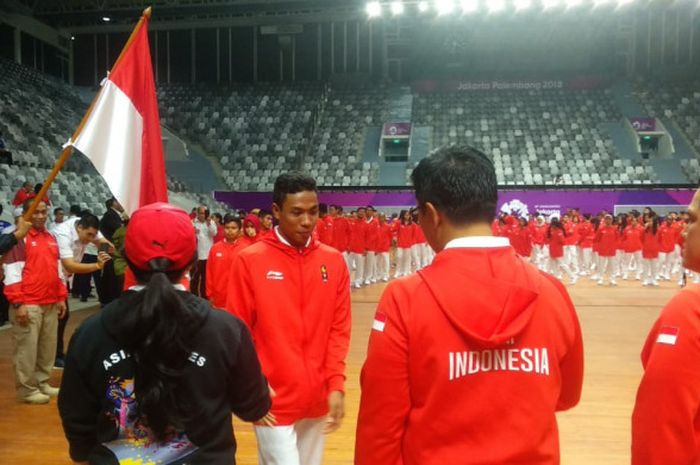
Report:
52,213,112,368
99,197,125,305
189,207,197,220
12,181,32,207
191,205,217,298
0,130,10,165
226,173,351,465
3,200,67,404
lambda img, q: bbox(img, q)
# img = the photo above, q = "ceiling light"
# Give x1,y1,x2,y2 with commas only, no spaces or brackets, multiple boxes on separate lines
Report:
366,1,382,17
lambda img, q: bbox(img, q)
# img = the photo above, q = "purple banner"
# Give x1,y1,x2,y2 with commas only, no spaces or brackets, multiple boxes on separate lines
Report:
214,189,695,215
382,122,412,137
412,76,610,94
630,117,656,132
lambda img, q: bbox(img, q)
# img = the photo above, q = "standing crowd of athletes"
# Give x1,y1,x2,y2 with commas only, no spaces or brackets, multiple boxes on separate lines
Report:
493,208,693,287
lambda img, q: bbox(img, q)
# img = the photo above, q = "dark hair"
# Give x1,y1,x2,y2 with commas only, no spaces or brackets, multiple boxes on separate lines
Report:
118,254,202,441
319,203,328,215
272,172,317,208
548,217,565,239
105,197,116,209
33,183,42,194
212,213,223,223
399,209,411,225
54,207,64,215
22,198,45,212
223,214,242,228
411,145,497,225
258,209,272,218
69,205,81,216
77,213,100,230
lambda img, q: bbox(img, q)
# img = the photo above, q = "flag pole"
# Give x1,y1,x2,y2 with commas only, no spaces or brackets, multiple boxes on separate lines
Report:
24,6,153,220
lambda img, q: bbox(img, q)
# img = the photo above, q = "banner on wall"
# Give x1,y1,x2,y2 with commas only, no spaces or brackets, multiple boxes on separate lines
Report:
214,189,695,215
629,117,657,132
411,76,610,94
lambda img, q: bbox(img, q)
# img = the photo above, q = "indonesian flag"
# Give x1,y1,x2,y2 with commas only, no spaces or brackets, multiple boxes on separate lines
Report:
69,12,167,215
656,326,679,345
372,312,387,332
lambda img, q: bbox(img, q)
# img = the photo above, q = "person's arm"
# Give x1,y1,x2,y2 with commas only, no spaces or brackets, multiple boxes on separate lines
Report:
225,254,256,328
228,318,272,422
632,291,700,465
355,283,411,465
207,220,218,237
61,254,110,275
58,326,101,463
543,274,584,410
324,260,351,433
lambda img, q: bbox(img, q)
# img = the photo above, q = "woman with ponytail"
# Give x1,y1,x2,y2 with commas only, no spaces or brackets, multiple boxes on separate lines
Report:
58,203,272,465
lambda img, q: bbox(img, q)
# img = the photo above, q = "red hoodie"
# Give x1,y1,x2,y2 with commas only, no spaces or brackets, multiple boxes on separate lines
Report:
206,238,248,308
226,229,351,425
658,223,676,254
376,222,393,253
316,215,334,246
577,222,594,248
509,226,532,258
632,284,700,465
641,228,660,259
356,240,583,465
348,218,368,254
365,218,380,253
332,215,350,252
548,228,565,259
396,222,415,249
624,224,644,253
596,225,617,257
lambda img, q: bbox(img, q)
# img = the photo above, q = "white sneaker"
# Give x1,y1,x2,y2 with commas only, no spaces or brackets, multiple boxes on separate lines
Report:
382,277,389,282
610,279,618,286
652,280,659,286
39,385,59,397
597,279,604,286
21,392,50,404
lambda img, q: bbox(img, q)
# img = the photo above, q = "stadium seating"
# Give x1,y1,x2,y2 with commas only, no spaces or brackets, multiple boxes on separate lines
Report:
412,88,658,185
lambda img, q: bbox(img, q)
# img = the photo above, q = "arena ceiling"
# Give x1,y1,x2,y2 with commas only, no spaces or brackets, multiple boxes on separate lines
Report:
5,0,362,28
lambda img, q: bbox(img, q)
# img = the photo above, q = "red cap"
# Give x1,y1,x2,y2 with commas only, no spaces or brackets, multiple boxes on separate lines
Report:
125,202,196,271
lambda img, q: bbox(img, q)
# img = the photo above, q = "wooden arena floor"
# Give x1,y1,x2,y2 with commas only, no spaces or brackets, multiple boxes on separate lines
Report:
0,278,674,464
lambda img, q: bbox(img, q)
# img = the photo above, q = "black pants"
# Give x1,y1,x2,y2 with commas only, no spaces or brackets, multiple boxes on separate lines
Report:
56,296,70,359
73,254,101,300
190,260,208,298
98,260,120,305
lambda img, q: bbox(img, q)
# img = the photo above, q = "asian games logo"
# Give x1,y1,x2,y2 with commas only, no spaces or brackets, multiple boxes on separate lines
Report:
500,199,529,217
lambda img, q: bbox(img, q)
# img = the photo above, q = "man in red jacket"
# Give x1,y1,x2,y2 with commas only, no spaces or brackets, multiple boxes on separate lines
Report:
355,145,583,465
632,190,700,465
3,200,67,404
226,173,351,465
348,207,368,288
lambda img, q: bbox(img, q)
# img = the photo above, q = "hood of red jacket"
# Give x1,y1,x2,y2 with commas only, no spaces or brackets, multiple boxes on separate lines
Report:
261,228,320,257
418,246,540,346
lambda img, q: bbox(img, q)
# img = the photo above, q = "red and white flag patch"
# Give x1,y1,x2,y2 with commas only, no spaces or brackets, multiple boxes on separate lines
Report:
372,312,387,332
657,326,680,345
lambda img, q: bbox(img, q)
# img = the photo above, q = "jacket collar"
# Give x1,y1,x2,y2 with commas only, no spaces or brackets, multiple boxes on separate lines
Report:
444,236,510,249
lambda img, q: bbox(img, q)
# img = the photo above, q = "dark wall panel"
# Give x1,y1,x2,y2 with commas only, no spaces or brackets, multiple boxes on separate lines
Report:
73,34,94,86
231,27,253,82
170,30,192,83
359,21,370,73
321,23,332,80
219,28,230,82
0,24,14,60
295,24,317,81
333,22,344,74
195,28,217,83
258,32,280,81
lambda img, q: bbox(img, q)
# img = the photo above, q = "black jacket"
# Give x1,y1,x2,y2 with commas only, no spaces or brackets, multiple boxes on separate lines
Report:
58,291,270,465
0,232,17,255
100,209,123,242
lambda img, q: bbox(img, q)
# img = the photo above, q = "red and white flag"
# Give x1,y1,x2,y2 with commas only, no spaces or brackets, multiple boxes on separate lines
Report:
656,326,679,345
372,312,387,332
69,12,167,215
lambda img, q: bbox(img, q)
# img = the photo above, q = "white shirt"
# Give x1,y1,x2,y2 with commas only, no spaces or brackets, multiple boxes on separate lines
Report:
444,236,510,249
193,219,218,259
52,217,104,263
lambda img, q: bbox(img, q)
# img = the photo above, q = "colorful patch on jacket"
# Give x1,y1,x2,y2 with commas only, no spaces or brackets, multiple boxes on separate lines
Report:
656,326,679,345
321,265,329,283
103,377,198,464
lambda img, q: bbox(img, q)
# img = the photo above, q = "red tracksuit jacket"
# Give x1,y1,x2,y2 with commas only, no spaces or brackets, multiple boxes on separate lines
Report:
356,242,583,465
624,225,644,253
316,215,334,246
658,223,676,254
206,238,248,309
332,216,350,252
226,230,351,425
365,218,380,253
396,222,415,249
3,227,67,304
548,228,565,259
348,219,368,254
376,223,393,253
596,225,618,257
641,229,660,259
632,284,700,465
